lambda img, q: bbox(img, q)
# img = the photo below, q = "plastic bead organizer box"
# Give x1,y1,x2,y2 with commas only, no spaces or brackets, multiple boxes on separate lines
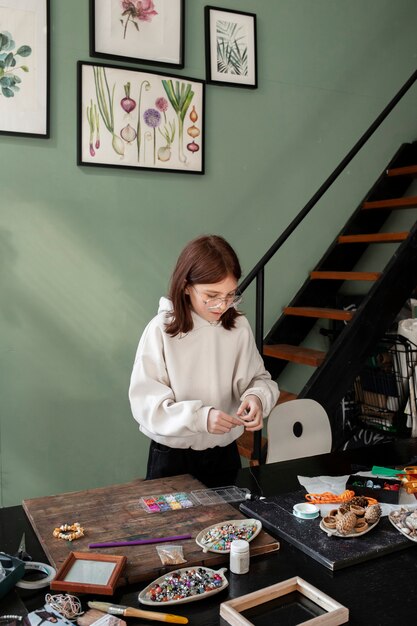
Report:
139,486,250,513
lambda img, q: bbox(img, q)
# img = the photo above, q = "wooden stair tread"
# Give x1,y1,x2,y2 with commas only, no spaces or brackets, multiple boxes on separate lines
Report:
387,165,417,177
310,270,381,281
363,196,417,209
277,390,298,403
237,430,267,460
338,232,409,244
237,390,297,463
284,306,354,321
264,344,326,366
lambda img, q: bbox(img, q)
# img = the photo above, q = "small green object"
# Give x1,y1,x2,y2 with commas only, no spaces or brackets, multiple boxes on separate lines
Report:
371,465,404,477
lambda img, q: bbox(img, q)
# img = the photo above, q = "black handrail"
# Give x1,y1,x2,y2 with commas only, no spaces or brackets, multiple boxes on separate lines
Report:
240,67,417,462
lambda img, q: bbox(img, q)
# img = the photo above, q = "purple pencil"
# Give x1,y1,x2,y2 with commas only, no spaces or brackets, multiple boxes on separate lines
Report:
88,533,192,549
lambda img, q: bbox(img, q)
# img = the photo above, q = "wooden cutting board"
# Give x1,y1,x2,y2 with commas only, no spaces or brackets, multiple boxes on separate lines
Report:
23,474,279,584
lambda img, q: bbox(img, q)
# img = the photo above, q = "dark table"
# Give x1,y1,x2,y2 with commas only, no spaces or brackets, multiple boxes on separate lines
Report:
2,438,417,625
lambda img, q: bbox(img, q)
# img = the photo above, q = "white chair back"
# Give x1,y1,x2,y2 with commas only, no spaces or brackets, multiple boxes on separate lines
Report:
266,399,332,463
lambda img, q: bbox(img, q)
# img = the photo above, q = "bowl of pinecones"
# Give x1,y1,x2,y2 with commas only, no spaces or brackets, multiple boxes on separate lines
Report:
320,496,382,537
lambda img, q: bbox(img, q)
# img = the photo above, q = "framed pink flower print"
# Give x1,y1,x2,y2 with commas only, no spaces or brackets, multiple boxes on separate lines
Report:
90,0,184,69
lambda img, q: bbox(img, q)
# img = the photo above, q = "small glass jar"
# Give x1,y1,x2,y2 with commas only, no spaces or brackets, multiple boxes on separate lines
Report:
230,539,250,574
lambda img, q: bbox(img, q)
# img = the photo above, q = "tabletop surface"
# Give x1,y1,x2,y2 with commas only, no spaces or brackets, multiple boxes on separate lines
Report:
21,473,279,584
2,438,417,626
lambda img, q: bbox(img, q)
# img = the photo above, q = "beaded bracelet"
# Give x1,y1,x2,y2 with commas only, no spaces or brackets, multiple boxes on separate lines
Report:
53,522,84,541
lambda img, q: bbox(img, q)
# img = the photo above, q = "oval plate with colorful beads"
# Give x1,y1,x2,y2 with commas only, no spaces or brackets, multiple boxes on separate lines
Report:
195,518,262,553
138,566,228,606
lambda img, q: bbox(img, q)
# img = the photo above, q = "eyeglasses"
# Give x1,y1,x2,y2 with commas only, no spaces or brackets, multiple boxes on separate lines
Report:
192,286,242,311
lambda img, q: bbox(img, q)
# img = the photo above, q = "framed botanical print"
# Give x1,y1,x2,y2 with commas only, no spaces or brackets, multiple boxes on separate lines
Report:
0,0,50,137
90,0,185,69
205,6,257,89
78,61,204,174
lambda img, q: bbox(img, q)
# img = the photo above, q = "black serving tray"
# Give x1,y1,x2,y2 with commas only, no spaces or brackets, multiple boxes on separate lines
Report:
240,489,414,570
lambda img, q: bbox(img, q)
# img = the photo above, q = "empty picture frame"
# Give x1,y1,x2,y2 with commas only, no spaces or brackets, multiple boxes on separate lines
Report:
220,577,349,626
90,0,185,69
78,61,205,174
205,6,257,88
0,0,50,137
50,552,127,596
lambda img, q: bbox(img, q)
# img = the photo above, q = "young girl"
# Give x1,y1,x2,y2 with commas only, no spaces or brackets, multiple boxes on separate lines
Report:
129,235,279,487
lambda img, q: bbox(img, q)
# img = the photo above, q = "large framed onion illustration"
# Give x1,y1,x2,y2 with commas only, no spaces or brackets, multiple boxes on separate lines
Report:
77,61,204,174
0,0,50,137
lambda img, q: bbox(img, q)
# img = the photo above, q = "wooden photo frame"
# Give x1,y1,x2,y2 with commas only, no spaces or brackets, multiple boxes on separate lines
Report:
78,61,205,174
50,552,127,596
204,6,257,89
90,0,185,69
220,577,349,626
0,0,50,137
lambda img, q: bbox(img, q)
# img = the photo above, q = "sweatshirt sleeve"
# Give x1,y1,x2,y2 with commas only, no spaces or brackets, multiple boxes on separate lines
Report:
237,318,280,416
129,319,211,438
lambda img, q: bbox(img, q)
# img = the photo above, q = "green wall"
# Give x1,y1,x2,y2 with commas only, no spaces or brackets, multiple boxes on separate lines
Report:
1,0,417,506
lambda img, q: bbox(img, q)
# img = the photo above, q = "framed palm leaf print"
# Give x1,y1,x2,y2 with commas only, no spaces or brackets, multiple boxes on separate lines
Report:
205,6,257,89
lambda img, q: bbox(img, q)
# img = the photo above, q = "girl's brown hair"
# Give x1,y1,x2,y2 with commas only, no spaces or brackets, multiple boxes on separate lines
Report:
165,235,242,336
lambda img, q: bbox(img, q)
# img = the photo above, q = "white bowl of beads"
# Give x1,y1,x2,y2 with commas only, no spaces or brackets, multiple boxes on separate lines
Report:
195,518,262,553
138,566,228,606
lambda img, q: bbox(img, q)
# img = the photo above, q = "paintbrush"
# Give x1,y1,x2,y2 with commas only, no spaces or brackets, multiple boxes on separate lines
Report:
87,601,188,625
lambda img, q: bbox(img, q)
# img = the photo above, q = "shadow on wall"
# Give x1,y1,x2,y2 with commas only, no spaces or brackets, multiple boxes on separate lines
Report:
0,202,155,506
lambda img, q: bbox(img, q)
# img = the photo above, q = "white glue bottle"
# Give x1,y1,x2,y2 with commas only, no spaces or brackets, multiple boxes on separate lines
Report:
230,539,250,574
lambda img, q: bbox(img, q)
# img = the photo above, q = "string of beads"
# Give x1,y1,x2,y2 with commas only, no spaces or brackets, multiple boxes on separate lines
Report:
45,593,83,620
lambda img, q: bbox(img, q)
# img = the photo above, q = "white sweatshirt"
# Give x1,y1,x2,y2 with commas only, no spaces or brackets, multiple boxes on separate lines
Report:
129,297,279,450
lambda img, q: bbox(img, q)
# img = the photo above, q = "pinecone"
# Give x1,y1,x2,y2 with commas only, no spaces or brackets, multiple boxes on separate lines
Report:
364,504,381,525
336,511,357,535
348,496,368,508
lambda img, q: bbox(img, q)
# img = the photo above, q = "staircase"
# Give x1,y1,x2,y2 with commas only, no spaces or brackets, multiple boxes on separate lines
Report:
238,140,417,464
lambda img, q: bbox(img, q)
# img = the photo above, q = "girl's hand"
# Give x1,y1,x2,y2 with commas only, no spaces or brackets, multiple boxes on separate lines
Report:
207,409,243,434
237,395,263,431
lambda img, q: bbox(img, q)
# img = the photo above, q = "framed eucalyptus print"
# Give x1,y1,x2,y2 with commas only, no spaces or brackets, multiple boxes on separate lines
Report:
78,61,204,174
205,6,257,89
90,0,184,69
0,0,50,137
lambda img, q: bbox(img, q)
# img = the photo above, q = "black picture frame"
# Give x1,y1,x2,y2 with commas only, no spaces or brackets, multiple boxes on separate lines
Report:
0,0,50,137
204,6,257,89
77,61,205,174
90,0,185,69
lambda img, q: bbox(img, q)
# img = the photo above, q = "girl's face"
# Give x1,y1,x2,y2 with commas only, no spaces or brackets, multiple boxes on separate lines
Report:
186,274,239,323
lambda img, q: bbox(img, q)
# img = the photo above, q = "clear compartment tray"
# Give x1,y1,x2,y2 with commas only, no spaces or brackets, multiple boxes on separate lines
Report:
139,485,250,513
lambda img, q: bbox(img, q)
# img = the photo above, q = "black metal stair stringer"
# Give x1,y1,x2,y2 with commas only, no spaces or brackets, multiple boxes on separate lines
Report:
263,141,417,380
298,221,417,437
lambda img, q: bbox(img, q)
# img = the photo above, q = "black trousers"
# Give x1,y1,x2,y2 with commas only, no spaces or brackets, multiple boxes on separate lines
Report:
145,439,242,488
